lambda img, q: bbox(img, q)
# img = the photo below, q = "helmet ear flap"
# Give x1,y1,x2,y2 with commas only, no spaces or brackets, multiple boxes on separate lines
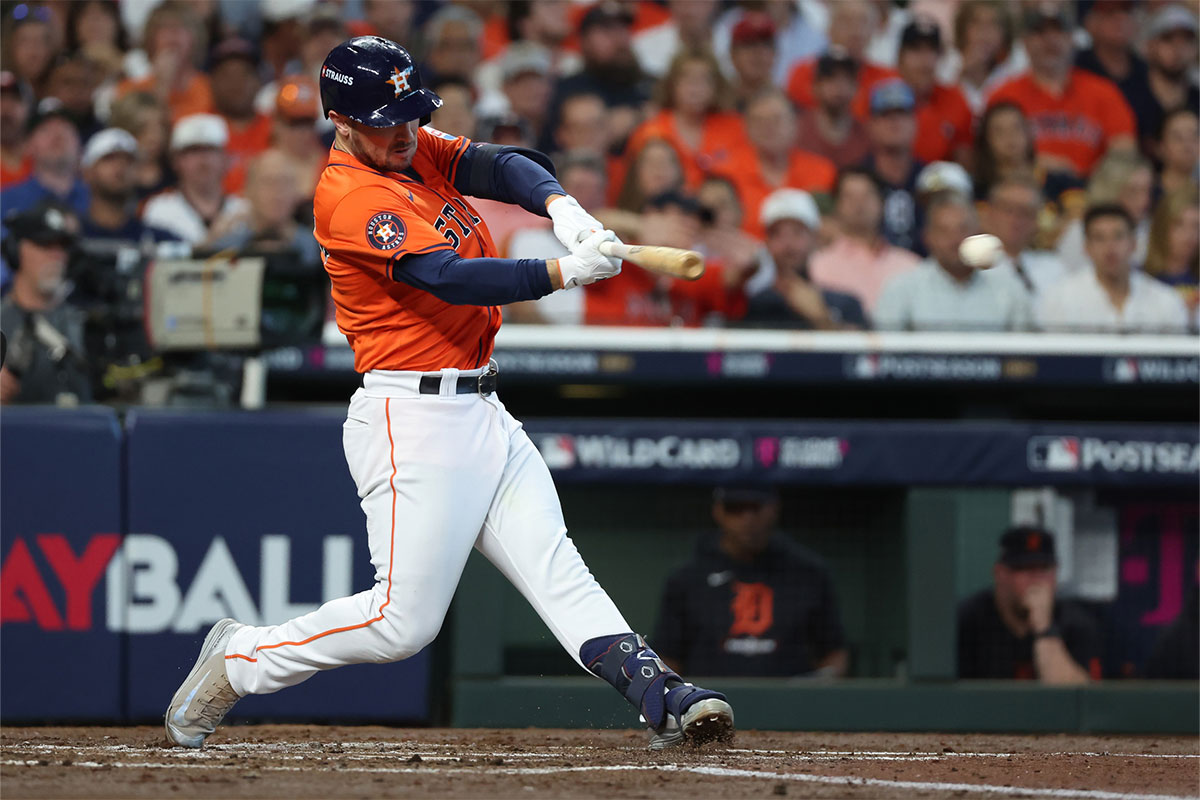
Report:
2,236,19,271
419,114,431,126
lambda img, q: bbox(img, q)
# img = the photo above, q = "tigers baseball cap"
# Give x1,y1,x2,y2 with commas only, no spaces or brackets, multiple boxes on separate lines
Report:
816,46,858,78
869,79,915,115
899,17,942,51
998,526,1058,569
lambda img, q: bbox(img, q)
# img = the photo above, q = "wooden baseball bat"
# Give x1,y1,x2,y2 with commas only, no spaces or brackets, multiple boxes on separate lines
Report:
598,242,706,281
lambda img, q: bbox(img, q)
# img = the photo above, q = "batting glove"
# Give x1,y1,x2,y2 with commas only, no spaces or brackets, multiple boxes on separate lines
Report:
548,194,610,249
556,229,622,290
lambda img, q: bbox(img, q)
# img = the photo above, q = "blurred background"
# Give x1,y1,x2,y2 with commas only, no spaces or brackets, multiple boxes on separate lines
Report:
0,0,1196,734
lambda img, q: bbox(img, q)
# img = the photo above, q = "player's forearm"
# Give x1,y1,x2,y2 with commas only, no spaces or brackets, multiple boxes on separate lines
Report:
1032,636,1091,685
394,249,555,305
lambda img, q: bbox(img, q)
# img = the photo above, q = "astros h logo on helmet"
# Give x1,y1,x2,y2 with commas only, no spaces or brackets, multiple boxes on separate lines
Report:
387,66,413,97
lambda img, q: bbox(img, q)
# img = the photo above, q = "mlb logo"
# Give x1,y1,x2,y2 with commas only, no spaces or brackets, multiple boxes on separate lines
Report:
1028,436,1080,472
849,354,879,379
1109,358,1139,383
537,435,576,469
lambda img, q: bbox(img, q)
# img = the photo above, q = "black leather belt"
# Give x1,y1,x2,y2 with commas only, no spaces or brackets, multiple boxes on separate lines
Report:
363,364,498,396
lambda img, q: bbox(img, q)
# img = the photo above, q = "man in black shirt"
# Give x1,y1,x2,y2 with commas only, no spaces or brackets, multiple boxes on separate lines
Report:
957,526,1101,683
653,486,848,677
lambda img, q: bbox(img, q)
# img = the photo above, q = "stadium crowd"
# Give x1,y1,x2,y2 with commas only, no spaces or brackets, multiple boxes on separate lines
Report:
0,0,1198,402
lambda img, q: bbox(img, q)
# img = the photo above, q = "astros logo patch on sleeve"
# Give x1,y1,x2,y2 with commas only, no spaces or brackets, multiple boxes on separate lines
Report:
366,212,406,250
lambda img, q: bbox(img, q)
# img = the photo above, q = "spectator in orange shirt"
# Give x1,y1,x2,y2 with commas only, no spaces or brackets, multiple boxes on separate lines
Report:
116,2,213,124
786,0,897,114
728,12,778,111
210,39,272,196
270,76,326,214
895,18,973,166
585,190,748,326
614,137,684,212
809,167,920,314
987,3,1136,178
721,88,836,239
0,72,32,188
795,47,872,169
697,175,761,291
624,49,753,191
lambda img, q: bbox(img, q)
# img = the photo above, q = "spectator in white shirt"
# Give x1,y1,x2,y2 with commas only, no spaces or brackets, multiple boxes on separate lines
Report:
141,114,248,246
1039,204,1189,334
875,192,1033,331
982,175,1067,304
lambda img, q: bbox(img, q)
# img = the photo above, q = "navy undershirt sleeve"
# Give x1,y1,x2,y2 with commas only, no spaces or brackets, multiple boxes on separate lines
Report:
453,146,564,216
391,248,554,306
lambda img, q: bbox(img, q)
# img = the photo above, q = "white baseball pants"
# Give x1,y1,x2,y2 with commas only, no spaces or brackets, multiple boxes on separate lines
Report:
224,365,630,696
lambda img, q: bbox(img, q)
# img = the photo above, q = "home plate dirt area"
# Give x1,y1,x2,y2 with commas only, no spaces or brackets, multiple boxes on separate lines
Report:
2,727,1197,800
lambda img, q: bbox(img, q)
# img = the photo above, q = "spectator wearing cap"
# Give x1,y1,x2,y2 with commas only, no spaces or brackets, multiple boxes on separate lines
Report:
270,76,327,209
808,168,919,314
631,0,720,80
253,3,347,125
624,49,754,192
892,18,973,166
786,1,898,116
795,48,872,169
981,175,1067,305
79,127,179,249
938,0,1023,116
257,0,312,83
915,161,974,207
0,202,91,405
116,3,212,124
1039,203,1188,333
346,0,417,47
712,2,826,88
1144,6,1200,152
548,1,650,155
0,72,33,188
493,43,554,143
739,189,866,331
718,88,836,240
875,192,1033,331
585,190,748,327
652,486,848,678
958,526,1101,683
0,102,89,220
141,114,248,246
987,3,1136,178
1075,1,1156,154
209,39,272,197
861,79,924,254
727,12,779,111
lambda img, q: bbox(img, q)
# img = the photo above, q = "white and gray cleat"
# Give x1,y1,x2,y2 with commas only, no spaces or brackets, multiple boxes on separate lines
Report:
164,617,245,748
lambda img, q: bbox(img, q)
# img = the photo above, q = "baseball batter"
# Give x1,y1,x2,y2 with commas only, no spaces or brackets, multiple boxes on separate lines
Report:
166,37,733,751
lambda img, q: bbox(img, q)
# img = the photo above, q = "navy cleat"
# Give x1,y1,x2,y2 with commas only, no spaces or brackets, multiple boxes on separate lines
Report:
648,683,735,750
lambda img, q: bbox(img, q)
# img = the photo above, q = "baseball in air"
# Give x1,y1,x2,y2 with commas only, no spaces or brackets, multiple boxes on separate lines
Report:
958,233,1003,269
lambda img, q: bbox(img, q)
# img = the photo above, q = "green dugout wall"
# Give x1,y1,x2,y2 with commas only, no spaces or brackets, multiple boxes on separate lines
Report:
447,485,1198,734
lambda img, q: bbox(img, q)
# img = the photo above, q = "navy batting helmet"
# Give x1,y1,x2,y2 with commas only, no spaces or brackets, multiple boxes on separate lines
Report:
320,36,442,127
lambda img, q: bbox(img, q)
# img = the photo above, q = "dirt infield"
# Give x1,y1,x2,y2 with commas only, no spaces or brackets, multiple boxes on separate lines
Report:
2,726,1197,800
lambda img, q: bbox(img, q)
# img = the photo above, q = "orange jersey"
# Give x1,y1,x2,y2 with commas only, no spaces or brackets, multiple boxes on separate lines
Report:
911,84,974,164
117,73,214,123
221,113,274,194
787,58,898,116
721,149,837,238
624,110,755,190
314,128,503,373
584,261,746,326
987,68,1135,176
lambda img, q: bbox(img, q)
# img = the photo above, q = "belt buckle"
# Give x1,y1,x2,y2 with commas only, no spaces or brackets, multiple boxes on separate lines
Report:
477,360,498,397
